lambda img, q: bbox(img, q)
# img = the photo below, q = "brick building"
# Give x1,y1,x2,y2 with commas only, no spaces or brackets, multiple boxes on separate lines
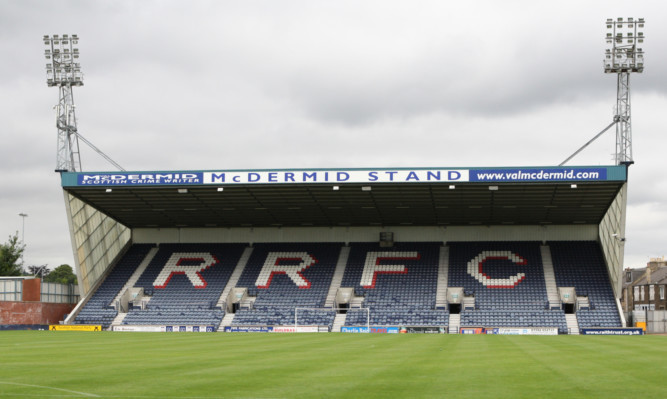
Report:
621,257,667,312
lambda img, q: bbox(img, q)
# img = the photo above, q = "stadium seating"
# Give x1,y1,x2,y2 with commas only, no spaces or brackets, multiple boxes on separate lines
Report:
73,244,154,329
448,242,568,333
121,243,246,328
231,243,342,329
549,241,622,328
342,242,449,327
72,240,621,333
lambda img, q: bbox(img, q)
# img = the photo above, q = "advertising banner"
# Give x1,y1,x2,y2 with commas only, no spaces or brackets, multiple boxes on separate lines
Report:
224,326,273,333
460,327,485,335
50,325,101,331
340,326,403,333
272,326,297,333
164,325,215,332
370,327,400,334
77,173,204,186
525,328,559,336
340,326,370,333
469,168,608,182
271,326,321,333
580,328,643,335
68,166,622,188
113,325,164,332
72,169,469,186
203,169,468,185
404,327,444,334
486,327,558,335
0,324,49,331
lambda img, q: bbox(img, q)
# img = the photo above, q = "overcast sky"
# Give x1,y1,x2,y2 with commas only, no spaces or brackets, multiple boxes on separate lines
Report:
1,0,665,272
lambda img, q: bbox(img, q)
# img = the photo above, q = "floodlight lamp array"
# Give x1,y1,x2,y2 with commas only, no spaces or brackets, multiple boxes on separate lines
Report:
44,34,83,87
604,18,645,73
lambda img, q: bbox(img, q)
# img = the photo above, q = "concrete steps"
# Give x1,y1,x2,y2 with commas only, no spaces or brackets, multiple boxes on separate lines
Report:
332,313,347,332
218,313,236,331
111,247,158,308
216,246,253,309
109,247,158,328
448,314,460,334
541,245,561,309
565,313,580,335
435,246,449,309
325,246,351,308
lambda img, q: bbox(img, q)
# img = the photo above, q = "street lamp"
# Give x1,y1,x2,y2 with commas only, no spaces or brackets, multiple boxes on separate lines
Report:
18,213,28,242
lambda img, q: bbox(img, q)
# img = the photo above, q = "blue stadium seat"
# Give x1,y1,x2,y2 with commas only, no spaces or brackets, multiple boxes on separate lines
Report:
122,243,246,328
449,242,567,333
342,242,448,327
74,244,154,329
550,241,622,328
231,243,342,328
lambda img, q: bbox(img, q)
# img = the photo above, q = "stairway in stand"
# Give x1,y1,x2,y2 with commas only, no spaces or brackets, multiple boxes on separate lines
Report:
448,314,460,334
541,245,562,310
325,246,351,308
217,313,236,332
435,246,449,309
565,313,580,335
331,313,347,332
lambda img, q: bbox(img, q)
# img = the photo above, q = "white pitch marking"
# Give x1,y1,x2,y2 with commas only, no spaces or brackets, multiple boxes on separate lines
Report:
0,381,101,397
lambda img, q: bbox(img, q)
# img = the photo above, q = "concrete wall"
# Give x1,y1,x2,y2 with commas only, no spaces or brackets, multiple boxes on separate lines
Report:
133,224,599,245
647,310,667,333
599,182,628,298
64,191,131,296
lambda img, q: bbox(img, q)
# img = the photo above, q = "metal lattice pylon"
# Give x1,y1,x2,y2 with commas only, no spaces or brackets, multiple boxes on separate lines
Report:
604,18,645,165
54,84,82,172
614,72,632,164
44,34,83,172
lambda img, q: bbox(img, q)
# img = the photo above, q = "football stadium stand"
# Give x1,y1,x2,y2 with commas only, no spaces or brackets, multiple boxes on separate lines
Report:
231,243,341,328
342,242,448,327
119,243,245,327
71,240,622,333
550,241,622,328
74,244,153,328
61,165,630,333
449,242,568,334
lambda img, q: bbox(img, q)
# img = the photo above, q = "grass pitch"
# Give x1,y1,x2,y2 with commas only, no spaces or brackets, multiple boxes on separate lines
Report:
0,332,665,398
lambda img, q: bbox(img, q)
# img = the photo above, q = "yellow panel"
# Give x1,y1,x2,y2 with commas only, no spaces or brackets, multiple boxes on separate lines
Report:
49,325,102,331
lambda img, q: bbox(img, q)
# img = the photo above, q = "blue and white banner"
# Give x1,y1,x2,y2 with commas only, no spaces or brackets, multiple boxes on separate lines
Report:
487,327,558,335
580,328,643,335
340,326,370,333
78,173,203,186
67,166,622,187
75,170,465,186
469,168,607,182
203,170,467,185
114,325,214,332
224,326,273,333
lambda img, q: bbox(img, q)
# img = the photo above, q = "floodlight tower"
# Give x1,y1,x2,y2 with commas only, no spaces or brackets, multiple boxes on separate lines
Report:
604,18,645,165
44,34,83,172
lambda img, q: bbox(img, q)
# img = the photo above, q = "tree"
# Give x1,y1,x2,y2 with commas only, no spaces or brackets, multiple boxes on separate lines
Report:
0,233,25,276
44,264,77,285
27,265,50,279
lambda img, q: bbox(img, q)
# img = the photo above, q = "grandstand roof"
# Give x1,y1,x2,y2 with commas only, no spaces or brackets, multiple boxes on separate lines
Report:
61,166,627,229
